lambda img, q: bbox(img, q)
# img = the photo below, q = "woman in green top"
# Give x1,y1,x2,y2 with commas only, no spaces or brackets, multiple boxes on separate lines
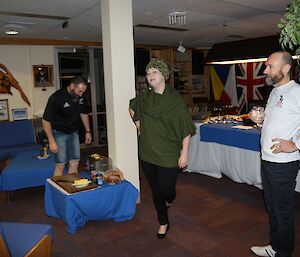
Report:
130,59,196,239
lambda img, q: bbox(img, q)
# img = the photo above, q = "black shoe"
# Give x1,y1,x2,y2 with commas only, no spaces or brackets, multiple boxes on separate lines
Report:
166,201,172,209
157,223,169,239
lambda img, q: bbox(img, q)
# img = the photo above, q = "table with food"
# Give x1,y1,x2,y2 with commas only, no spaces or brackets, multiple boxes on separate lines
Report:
186,110,300,192
44,153,139,234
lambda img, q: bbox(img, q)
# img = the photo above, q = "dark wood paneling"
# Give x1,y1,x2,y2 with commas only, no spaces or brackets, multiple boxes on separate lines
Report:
0,37,102,46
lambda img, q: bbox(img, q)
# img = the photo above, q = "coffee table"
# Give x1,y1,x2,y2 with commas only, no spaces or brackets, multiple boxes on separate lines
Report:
0,150,55,191
44,173,138,234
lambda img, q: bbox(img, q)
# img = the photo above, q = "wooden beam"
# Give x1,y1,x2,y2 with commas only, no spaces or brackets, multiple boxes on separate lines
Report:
0,37,198,49
0,37,102,46
0,11,69,21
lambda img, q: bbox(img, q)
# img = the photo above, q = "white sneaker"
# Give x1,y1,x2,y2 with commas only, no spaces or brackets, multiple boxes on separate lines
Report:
251,245,276,257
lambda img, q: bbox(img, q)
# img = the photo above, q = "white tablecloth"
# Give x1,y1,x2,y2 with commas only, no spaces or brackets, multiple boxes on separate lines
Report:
187,123,300,193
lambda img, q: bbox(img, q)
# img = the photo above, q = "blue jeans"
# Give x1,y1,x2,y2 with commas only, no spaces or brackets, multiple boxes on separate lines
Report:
52,130,80,164
261,160,299,257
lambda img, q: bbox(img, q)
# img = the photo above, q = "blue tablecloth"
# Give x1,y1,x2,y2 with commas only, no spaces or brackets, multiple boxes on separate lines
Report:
0,150,55,191
44,178,139,234
200,123,261,152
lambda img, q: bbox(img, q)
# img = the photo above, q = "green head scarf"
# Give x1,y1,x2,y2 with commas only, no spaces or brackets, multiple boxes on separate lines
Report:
145,59,170,81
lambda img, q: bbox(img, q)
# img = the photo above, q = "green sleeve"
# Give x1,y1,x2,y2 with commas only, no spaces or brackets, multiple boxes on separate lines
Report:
178,111,197,141
172,96,196,141
129,96,142,121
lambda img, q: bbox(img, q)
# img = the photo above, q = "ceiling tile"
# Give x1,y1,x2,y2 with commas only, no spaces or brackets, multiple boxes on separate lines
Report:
224,0,290,13
191,1,268,20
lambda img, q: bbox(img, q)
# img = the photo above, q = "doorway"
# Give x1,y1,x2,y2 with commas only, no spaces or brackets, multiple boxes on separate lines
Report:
55,47,107,147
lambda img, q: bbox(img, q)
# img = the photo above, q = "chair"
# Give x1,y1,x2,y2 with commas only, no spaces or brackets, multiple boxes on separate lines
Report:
0,222,52,257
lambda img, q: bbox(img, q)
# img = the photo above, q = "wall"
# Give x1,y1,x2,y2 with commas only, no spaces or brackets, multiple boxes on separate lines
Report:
0,45,56,120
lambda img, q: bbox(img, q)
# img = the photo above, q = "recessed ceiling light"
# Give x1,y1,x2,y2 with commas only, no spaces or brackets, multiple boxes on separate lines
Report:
5,30,19,35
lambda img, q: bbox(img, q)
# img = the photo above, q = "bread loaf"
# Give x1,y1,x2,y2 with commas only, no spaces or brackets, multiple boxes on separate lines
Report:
103,168,124,184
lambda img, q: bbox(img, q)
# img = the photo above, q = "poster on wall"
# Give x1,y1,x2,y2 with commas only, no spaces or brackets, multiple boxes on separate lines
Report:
0,99,9,121
12,108,28,121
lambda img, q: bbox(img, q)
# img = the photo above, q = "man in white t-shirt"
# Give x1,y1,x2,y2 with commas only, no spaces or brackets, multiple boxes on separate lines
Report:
250,51,300,257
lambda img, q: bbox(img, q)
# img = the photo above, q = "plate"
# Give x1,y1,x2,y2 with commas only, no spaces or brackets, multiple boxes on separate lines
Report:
72,181,90,188
34,155,50,160
232,125,253,130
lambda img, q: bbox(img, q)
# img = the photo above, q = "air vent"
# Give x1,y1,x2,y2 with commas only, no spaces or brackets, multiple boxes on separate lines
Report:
135,24,188,32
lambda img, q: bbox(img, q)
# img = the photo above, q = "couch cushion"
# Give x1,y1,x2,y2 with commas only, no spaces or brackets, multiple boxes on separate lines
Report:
0,120,36,148
0,223,5,240
1,144,41,158
0,222,52,257
0,150,10,163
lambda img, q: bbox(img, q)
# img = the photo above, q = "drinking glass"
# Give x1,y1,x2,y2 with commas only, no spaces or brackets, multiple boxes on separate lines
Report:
250,106,265,128
252,106,265,121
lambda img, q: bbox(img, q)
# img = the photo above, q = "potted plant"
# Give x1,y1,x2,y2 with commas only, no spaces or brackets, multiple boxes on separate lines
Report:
278,0,300,79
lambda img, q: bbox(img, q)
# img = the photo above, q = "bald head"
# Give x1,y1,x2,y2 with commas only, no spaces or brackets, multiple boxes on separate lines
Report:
271,51,293,67
281,51,293,66
264,51,293,87
269,51,292,73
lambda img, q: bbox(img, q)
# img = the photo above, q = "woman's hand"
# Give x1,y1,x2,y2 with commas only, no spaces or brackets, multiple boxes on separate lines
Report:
129,107,135,118
178,151,188,169
129,107,141,134
178,135,191,169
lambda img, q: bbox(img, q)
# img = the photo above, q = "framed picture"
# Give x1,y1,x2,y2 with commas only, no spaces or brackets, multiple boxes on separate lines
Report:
12,108,28,121
0,99,9,121
33,65,53,87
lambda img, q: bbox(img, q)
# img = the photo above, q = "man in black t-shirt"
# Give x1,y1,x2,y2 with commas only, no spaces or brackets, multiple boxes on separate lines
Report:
42,76,92,176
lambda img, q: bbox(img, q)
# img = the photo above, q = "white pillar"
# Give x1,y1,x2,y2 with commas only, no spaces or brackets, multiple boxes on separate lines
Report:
101,0,140,191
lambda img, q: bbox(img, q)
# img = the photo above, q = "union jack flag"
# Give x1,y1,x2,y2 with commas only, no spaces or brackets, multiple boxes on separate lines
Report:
236,62,266,113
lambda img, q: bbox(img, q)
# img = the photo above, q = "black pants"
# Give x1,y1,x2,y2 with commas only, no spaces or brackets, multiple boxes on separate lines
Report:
261,160,299,257
141,161,179,225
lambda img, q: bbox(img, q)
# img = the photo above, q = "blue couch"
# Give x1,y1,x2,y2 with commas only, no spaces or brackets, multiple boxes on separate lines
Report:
0,222,53,257
0,120,41,162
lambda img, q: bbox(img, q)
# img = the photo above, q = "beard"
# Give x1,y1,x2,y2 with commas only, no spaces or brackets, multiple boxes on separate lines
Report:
265,71,284,86
70,90,80,102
